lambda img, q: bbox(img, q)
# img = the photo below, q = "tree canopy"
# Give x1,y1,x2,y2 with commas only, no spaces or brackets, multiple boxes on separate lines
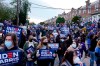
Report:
56,17,65,24
72,16,81,24
11,0,31,25
39,22,45,25
0,1,15,22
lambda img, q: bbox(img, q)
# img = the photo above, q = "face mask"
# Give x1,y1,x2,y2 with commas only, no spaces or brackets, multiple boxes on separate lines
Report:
5,41,12,48
29,39,33,42
61,39,64,42
71,44,76,49
43,42,48,45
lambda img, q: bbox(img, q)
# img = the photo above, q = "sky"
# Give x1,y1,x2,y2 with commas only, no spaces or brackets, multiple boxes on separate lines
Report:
5,0,96,24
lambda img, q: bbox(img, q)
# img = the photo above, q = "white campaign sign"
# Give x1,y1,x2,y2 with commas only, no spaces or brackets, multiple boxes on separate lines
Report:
48,43,59,50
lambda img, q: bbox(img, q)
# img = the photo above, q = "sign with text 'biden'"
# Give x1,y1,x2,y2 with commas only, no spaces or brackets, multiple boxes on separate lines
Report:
5,25,22,40
25,46,35,54
0,50,21,66
38,49,54,60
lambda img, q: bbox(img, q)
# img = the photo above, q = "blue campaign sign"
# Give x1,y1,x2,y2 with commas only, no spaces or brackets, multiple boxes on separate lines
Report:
0,50,22,66
25,46,35,54
48,43,59,50
4,25,22,40
38,49,55,60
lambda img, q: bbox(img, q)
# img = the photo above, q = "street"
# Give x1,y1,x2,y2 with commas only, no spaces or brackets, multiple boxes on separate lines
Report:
54,55,96,66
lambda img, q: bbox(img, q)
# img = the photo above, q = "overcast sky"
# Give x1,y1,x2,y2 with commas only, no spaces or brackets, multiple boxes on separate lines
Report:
5,0,96,24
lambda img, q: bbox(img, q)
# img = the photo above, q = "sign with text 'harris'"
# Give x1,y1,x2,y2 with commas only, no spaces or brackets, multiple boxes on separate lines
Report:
38,49,55,60
4,25,22,40
0,50,21,66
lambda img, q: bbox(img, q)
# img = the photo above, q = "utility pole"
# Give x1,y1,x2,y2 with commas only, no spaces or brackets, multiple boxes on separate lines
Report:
17,0,19,26
17,0,21,26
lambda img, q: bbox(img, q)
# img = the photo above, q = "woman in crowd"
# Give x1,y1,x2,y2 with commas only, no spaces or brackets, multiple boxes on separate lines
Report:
61,51,73,66
57,36,68,65
95,40,100,66
23,35,38,66
3,33,26,66
67,40,81,59
36,37,51,66
48,33,57,66
61,51,84,66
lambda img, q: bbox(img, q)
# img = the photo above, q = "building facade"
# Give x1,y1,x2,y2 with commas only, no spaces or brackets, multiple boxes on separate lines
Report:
44,0,100,24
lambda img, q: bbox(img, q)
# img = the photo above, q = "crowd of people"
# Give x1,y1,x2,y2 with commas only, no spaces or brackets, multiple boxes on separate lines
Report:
0,21,100,66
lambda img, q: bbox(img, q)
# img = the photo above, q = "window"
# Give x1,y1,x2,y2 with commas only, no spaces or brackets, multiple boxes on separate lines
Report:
83,9,86,14
88,6,91,13
79,10,81,15
95,3,99,11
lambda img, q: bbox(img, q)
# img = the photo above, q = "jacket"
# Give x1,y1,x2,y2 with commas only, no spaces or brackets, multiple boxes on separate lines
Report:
0,46,26,66
23,41,38,61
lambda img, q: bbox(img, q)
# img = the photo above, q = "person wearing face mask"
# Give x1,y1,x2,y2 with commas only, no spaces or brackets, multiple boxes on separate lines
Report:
49,34,55,43
2,33,26,66
36,37,52,66
48,34,57,66
67,41,81,59
67,41,77,51
23,35,38,66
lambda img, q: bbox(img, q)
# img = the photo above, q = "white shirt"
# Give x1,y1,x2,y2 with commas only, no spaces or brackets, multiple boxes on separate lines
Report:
73,57,81,64
29,42,34,47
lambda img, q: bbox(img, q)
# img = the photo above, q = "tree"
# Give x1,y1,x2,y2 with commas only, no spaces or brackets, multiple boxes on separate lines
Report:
39,22,45,25
29,22,36,25
72,16,81,25
56,17,65,24
0,1,15,22
11,0,31,25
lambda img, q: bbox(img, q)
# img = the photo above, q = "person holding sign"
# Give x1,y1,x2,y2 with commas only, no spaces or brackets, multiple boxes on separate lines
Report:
0,33,26,66
36,37,55,66
23,35,38,66
48,34,58,66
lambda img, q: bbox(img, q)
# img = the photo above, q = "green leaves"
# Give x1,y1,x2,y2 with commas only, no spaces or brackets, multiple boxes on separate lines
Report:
0,1,15,22
56,17,65,24
72,16,81,24
11,0,31,25
39,22,45,25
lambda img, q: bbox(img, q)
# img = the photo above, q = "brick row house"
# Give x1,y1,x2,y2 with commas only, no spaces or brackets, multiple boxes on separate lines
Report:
65,0,100,23
45,0,100,24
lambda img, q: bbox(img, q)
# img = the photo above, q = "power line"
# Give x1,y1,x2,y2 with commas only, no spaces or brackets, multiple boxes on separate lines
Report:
31,3,70,10
31,6,71,10
31,2,100,10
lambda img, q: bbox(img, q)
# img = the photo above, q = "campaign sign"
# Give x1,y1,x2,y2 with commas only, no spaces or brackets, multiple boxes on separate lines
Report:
25,46,35,54
0,50,21,66
38,49,54,60
48,43,59,50
4,25,22,40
